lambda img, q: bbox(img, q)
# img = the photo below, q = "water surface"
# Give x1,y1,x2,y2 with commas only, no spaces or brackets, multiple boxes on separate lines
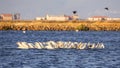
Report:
0,31,120,68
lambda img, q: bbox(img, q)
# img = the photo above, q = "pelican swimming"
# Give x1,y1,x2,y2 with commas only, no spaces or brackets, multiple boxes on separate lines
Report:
16,41,105,50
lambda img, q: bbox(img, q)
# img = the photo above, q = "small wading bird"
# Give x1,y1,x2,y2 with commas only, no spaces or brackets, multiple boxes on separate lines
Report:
23,31,26,33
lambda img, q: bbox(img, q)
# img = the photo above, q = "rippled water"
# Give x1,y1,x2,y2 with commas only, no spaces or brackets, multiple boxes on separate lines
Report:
0,31,120,68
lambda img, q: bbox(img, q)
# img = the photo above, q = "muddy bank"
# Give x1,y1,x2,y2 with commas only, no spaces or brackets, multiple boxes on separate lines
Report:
0,20,120,31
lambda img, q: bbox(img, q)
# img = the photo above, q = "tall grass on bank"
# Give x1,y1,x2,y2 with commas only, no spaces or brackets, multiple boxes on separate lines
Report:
76,24,89,31
0,20,120,31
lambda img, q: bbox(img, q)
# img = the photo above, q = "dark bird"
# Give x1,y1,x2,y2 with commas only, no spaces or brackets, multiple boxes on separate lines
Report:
73,11,77,14
105,7,109,10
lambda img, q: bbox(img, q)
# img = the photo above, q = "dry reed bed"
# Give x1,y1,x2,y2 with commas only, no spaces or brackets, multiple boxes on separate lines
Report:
0,21,120,31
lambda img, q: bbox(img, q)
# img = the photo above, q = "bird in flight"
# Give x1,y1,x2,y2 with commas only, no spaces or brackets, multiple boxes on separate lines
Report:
105,7,109,10
73,11,77,14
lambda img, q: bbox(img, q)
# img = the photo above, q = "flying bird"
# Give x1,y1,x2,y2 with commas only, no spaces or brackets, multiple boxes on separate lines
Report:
73,11,77,14
105,7,109,10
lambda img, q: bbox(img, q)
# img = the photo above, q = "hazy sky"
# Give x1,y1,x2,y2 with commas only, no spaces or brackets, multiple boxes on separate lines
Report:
0,0,120,19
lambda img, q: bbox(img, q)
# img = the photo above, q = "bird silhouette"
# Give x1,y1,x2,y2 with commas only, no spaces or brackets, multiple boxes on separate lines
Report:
105,7,109,10
73,11,77,14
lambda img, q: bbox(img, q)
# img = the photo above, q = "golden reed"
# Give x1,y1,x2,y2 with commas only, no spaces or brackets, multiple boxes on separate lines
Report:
0,20,120,31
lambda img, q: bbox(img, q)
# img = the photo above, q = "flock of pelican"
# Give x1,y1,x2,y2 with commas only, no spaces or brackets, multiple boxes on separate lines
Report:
16,41,105,50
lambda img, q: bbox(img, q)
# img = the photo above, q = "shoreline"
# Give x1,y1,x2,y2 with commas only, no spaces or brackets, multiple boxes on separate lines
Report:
0,20,120,31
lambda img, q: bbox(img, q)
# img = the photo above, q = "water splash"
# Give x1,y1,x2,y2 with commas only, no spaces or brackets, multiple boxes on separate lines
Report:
16,41,105,49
